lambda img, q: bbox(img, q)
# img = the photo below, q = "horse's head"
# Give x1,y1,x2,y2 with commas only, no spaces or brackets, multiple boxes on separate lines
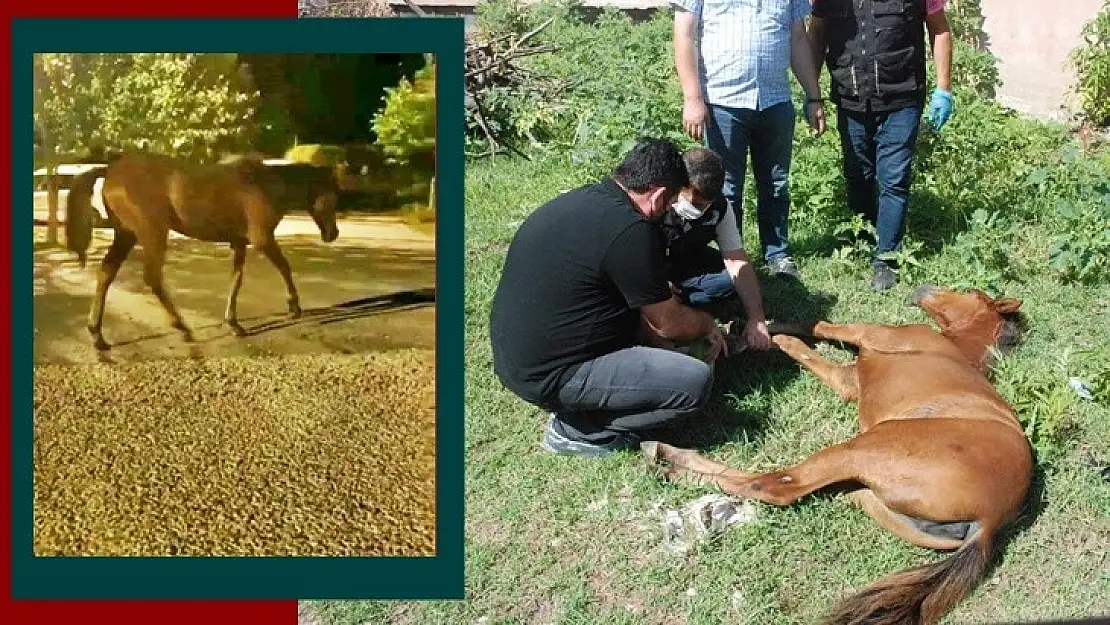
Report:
911,285,1027,367
305,165,340,243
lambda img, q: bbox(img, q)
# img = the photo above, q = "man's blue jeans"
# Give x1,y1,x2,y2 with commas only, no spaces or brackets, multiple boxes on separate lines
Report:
705,101,795,263
670,245,735,306
836,105,923,266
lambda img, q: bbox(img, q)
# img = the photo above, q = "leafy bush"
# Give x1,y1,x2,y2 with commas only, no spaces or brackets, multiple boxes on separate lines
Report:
373,56,436,170
945,0,986,48
35,53,260,163
1070,1,1110,126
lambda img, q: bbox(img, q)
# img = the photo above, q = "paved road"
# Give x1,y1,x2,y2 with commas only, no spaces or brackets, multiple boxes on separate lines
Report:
33,214,436,363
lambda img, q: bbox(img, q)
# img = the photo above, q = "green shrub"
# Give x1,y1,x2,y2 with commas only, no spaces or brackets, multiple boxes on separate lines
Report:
373,56,436,170
1070,1,1110,126
471,2,690,173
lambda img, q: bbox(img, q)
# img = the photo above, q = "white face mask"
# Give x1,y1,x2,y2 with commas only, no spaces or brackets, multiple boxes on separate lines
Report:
673,195,707,221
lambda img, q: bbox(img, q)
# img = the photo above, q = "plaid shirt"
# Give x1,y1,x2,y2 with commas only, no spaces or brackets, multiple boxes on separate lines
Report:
673,0,811,111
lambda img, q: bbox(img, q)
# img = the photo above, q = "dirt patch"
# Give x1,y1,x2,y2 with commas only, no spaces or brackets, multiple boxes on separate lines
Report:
34,350,436,557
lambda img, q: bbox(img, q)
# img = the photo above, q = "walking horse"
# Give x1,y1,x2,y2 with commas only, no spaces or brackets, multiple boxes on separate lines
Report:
65,151,341,350
644,286,1033,625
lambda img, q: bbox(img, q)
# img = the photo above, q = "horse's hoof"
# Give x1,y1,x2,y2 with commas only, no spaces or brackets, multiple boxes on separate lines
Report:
227,321,247,337
92,339,110,352
641,440,660,462
289,308,303,320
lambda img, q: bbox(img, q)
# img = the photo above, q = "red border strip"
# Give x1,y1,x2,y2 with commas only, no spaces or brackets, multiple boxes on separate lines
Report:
4,2,299,623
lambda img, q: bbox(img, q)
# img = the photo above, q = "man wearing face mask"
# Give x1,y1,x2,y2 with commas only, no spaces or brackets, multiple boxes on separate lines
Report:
662,148,773,351
490,139,729,459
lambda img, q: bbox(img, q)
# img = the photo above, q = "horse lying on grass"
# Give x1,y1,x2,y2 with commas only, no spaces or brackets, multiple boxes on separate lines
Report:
645,286,1033,625
65,151,341,351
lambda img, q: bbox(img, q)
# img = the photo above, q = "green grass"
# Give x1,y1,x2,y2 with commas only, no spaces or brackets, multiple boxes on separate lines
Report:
305,122,1110,623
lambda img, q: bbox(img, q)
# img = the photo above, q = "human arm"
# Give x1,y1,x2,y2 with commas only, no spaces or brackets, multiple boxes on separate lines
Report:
925,5,954,129
926,7,952,92
790,2,826,134
807,15,828,81
607,223,727,356
716,210,772,350
673,2,708,141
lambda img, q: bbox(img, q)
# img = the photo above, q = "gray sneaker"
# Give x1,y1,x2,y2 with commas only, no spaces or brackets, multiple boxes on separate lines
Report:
541,415,640,458
871,262,897,291
767,256,802,281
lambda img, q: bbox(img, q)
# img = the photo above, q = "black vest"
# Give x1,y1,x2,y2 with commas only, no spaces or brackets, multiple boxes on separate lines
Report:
820,0,928,113
661,197,728,280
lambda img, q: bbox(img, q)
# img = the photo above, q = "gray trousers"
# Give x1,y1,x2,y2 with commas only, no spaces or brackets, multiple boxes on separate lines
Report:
546,346,714,444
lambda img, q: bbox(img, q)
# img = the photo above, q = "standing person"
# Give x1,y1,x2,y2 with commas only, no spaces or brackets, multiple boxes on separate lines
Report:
808,0,954,290
673,0,827,284
489,139,729,459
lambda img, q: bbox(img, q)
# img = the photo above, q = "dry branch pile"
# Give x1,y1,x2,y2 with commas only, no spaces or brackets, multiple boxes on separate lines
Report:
465,17,560,158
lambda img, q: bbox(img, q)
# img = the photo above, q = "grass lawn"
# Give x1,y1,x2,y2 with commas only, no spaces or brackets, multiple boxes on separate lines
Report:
305,115,1110,623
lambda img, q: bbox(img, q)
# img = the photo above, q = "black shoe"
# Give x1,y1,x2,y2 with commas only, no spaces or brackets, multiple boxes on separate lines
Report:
767,256,802,281
541,415,640,458
871,262,897,291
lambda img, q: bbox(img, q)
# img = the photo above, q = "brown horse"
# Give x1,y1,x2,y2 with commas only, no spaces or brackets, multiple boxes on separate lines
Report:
65,151,341,350
644,286,1033,625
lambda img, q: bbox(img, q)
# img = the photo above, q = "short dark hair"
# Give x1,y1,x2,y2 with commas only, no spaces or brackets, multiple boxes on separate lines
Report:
683,148,725,201
611,138,689,195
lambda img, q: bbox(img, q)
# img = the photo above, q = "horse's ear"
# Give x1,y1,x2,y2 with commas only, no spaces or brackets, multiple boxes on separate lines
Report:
993,298,1022,314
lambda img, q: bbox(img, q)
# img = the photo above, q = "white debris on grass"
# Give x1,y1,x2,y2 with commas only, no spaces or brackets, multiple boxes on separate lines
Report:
1068,377,1094,400
661,494,758,555
586,496,609,513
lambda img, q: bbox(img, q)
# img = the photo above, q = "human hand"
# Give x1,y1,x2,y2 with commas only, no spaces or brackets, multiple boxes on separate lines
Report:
683,96,709,142
805,100,827,136
928,88,954,131
741,318,773,351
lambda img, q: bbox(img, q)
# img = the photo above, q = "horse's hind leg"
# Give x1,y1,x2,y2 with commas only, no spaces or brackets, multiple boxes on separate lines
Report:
849,489,968,550
772,334,859,401
141,238,194,343
259,239,301,318
87,228,137,351
224,240,248,336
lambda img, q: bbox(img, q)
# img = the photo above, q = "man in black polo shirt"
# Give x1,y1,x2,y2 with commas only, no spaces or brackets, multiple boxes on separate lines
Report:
489,140,728,458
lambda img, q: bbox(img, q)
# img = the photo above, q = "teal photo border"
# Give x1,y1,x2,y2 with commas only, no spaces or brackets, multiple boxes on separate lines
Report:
14,18,464,600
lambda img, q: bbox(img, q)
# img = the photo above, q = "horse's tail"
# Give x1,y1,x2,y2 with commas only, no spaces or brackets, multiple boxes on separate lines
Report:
64,166,108,268
822,526,993,625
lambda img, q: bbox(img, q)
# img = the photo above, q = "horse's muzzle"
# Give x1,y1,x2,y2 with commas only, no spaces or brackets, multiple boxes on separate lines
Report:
910,284,940,305
322,226,339,243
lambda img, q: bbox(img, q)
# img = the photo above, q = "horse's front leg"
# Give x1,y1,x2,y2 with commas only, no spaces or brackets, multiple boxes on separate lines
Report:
142,236,194,344
772,334,859,401
224,241,248,336
808,321,879,347
259,239,301,319
642,441,757,495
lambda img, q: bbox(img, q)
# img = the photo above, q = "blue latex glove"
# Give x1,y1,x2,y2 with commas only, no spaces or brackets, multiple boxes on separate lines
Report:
928,88,954,131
